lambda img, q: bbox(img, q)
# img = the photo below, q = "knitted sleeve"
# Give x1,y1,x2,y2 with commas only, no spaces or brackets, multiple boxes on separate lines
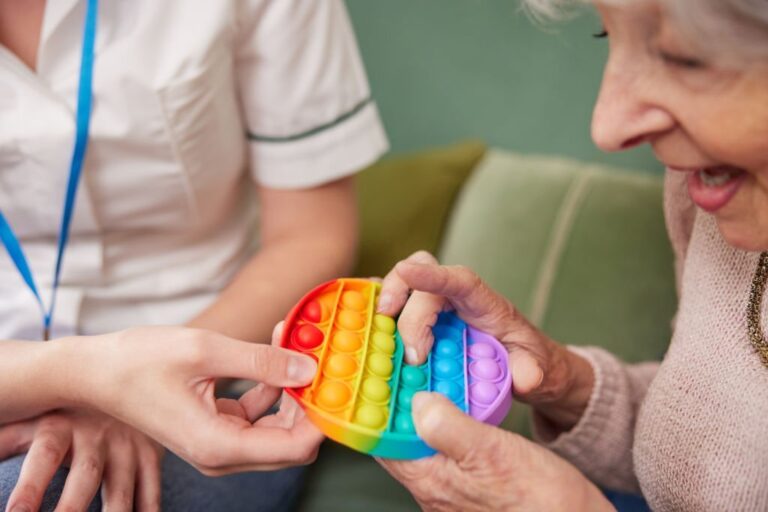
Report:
532,346,659,493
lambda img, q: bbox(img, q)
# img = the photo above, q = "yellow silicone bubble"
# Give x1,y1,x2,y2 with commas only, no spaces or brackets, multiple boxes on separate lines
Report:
354,404,387,430
325,353,358,379
371,331,395,355
331,331,362,353
341,290,367,311
361,378,391,403
373,314,396,335
337,310,365,331
315,381,351,411
367,353,394,378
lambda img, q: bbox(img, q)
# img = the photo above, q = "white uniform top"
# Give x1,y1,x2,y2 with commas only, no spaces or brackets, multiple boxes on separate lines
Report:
0,0,388,340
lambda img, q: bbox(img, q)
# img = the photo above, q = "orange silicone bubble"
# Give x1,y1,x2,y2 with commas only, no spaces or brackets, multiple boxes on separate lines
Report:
331,331,362,353
325,353,358,379
341,290,367,311
337,310,365,331
316,381,352,410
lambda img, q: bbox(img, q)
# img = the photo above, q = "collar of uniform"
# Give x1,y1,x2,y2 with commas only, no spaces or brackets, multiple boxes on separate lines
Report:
37,0,110,86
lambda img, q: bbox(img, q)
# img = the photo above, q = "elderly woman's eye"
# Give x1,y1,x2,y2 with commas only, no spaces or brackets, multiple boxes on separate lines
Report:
659,51,707,69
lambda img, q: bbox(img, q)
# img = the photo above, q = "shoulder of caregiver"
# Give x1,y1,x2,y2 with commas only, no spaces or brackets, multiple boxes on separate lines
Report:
0,0,387,339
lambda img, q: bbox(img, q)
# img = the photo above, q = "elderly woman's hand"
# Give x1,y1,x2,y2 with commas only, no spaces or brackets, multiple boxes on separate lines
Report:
378,393,614,512
378,251,594,431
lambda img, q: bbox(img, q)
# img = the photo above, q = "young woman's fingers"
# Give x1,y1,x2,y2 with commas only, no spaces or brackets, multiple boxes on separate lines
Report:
7,421,71,512
199,335,317,388
397,290,447,365
377,251,439,316
238,383,282,422
215,398,248,420
134,444,163,512
101,440,137,512
0,421,35,460
55,441,106,512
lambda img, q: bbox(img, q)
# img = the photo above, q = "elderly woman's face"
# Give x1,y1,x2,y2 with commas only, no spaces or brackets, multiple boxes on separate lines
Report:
592,2,768,251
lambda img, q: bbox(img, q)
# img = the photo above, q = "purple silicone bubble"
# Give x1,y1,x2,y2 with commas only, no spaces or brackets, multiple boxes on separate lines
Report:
468,341,496,360
469,358,502,381
469,381,499,406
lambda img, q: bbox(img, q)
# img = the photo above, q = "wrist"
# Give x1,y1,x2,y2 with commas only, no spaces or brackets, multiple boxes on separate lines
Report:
45,335,103,410
535,347,595,431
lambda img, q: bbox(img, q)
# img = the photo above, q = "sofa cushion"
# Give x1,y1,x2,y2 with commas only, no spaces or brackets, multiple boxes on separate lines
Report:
354,140,486,278
439,149,676,436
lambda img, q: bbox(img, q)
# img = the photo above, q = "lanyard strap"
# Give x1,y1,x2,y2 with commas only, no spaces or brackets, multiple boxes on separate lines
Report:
0,0,99,340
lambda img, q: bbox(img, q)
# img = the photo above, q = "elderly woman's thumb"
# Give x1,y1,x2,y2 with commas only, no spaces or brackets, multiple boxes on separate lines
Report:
412,392,505,463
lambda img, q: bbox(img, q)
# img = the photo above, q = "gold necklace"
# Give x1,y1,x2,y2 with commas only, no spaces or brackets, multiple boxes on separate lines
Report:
747,252,768,368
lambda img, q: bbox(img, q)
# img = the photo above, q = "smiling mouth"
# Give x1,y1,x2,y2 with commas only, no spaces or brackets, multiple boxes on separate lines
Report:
670,165,748,213
696,166,744,187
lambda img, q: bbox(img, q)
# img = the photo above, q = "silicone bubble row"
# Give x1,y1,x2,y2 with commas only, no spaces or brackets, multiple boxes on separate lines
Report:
391,360,428,434
466,333,508,416
352,312,397,431
308,287,373,417
429,323,467,411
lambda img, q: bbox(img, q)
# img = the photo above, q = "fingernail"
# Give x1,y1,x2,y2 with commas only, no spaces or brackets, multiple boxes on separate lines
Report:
405,347,419,365
288,355,317,383
376,293,391,313
10,506,32,512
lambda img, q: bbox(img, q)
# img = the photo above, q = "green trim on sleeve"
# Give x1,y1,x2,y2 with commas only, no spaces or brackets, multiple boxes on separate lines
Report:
247,97,373,143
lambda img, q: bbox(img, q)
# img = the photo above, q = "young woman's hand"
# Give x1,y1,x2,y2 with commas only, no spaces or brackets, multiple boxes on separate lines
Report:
377,251,595,430
378,393,614,512
47,324,323,475
0,410,163,512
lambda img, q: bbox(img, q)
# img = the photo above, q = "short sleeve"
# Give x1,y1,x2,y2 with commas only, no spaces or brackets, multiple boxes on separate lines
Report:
235,0,389,189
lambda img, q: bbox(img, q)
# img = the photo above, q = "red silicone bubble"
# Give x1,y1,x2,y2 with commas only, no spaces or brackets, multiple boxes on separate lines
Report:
301,300,324,323
293,324,324,350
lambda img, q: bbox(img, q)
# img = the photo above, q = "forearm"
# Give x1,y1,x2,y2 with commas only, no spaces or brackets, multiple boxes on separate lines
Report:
187,231,356,343
188,177,358,343
0,338,81,423
533,347,659,492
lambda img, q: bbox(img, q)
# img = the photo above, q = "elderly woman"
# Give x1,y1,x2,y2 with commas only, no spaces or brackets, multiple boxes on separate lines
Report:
376,0,768,510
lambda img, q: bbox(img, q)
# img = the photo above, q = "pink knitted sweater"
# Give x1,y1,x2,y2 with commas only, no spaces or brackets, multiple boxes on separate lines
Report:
536,171,768,511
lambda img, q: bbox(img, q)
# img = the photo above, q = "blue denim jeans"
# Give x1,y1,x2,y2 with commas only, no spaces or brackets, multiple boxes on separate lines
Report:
0,451,304,511
604,489,651,512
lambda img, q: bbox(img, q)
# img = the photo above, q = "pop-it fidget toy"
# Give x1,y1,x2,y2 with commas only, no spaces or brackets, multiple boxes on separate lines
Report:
280,278,513,459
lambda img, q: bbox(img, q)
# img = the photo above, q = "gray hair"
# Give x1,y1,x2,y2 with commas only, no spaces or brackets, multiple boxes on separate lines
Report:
521,0,768,65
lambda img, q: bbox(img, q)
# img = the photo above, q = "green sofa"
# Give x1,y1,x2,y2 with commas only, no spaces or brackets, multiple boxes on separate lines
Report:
294,142,676,511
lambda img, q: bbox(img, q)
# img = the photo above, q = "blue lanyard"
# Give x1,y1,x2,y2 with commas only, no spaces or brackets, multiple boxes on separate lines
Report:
0,0,99,341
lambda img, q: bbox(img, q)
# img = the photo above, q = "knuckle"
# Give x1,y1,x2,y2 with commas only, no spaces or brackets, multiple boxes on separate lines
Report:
78,454,103,475
58,504,82,512
107,488,134,510
13,482,41,502
410,250,437,263
37,436,66,463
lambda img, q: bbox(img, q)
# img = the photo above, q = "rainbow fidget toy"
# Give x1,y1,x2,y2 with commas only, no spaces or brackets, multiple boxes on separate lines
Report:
280,278,513,459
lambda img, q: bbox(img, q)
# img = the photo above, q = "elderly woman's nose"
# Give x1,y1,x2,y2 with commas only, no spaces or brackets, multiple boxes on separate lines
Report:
590,66,675,152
